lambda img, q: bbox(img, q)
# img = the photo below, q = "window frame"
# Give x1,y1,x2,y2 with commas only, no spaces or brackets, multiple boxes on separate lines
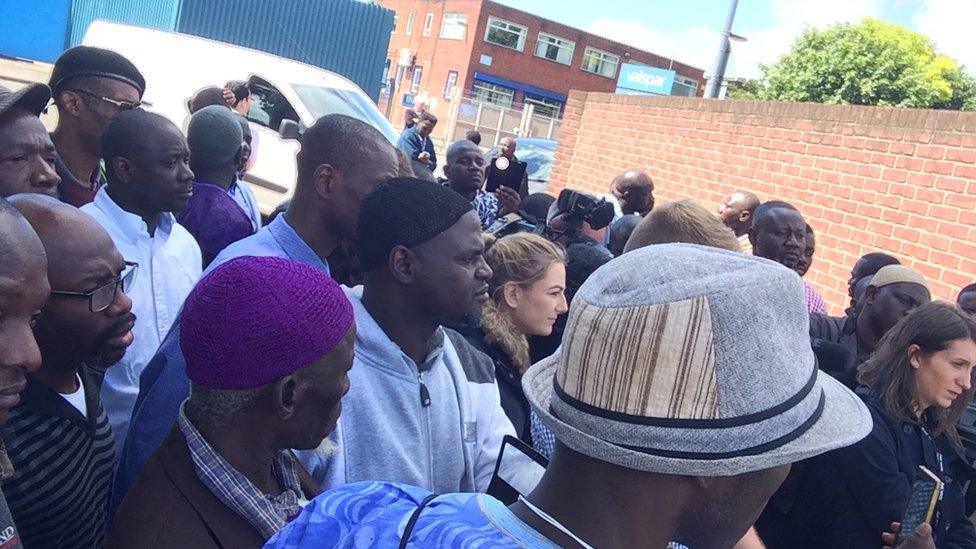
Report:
244,76,300,135
581,46,620,79
471,80,515,108
439,12,467,40
405,12,414,36
483,16,528,52
534,32,575,65
422,12,434,37
444,70,459,99
523,93,562,118
410,66,424,95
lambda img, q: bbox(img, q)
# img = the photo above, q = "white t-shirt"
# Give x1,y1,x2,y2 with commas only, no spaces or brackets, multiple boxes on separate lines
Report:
61,374,88,418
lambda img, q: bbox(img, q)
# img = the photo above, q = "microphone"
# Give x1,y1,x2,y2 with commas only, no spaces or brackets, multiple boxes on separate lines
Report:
811,338,852,377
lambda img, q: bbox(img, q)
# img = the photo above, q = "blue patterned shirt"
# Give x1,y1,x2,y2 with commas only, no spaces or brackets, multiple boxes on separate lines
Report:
264,481,560,548
473,189,500,229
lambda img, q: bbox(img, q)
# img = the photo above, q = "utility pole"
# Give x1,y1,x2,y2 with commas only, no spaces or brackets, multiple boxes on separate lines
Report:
704,0,740,99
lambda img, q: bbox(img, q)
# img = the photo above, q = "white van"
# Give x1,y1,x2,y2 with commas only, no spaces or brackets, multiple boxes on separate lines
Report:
82,20,398,215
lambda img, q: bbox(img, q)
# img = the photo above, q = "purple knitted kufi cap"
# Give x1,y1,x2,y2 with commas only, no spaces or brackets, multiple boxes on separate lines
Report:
180,256,354,390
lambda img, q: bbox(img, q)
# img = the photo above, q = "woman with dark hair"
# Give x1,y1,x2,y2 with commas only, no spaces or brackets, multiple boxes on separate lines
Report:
811,302,976,548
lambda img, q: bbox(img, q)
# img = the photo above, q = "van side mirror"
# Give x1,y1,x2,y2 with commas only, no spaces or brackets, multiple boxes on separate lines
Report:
279,119,301,140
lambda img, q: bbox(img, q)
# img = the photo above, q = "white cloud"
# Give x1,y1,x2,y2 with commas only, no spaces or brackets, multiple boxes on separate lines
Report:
913,0,976,72
586,0,882,79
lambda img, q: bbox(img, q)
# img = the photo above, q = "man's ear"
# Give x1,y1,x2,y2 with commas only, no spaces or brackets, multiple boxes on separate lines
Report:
739,210,752,224
274,374,299,420
111,157,134,185
865,285,880,305
313,163,338,200
57,90,85,118
388,246,416,284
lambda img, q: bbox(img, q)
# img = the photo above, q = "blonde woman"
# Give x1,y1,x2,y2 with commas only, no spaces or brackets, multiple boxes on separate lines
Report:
461,233,567,453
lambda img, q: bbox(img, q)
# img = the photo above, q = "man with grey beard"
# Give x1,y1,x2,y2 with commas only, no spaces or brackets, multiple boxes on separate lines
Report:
108,256,355,548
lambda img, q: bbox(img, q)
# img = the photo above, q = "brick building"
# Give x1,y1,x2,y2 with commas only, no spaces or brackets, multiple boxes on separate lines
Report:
377,0,704,134
550,91,976,313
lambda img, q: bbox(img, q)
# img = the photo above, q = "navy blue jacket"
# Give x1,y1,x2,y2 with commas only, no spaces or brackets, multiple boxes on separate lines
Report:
396,126,436,171
759,391,976,548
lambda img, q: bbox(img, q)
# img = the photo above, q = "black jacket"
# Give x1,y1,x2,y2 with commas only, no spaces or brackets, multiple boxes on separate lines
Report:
458,327,532,446
759,391,976,548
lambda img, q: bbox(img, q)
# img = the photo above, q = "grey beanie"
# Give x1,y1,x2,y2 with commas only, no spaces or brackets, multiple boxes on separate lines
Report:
187,105,243,167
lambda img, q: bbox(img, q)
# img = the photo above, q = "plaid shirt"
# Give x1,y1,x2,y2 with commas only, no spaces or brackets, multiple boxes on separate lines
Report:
473,189,499,230
803,281,829,314
178,405,306,539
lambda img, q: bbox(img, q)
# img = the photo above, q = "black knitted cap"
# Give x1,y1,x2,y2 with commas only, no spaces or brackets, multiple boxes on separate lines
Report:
358,177,474,272
50,46,146,98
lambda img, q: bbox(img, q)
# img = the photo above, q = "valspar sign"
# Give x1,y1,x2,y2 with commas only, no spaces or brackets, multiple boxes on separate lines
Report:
615,64,676,96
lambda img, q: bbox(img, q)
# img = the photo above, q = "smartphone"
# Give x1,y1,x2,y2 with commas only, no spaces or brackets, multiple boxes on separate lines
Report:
486,435,549,505
485,157,527,194
897,465,943,543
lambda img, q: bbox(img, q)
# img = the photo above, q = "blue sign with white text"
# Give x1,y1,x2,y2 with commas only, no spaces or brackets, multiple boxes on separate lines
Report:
615,64,676,96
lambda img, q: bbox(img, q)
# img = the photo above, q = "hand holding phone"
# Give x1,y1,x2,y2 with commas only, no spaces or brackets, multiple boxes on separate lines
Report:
882,522,935,549
896,466,942,545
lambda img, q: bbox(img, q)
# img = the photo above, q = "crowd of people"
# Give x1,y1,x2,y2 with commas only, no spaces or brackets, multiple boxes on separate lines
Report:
0,43,973,549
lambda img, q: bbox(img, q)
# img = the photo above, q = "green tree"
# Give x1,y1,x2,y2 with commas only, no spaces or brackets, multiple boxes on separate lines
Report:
757,18,975,110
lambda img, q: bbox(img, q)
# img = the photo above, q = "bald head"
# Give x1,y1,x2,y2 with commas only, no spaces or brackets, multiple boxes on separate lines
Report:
718,191,760,237
447,139,482,164
9,194,134,368
610,169,654,215
8,194,120,289
445,139,486,195
500,136,517,158
0,200,48,418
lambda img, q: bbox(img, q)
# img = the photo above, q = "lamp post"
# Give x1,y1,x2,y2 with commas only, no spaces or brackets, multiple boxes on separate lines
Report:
704,0,742,99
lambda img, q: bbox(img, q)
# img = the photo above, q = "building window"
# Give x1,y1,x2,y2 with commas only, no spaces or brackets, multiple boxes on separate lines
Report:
472,80,515,108
405,12,414,36
671,76,699,97
484,17,527,51
581,47,620,78
444,70,458,99
440,13,467,40
423,13,434,37
382,59,392,95
392,14,398,33
523,94,562,118
410,66,423,94
534,33,575,65
394,65,407,91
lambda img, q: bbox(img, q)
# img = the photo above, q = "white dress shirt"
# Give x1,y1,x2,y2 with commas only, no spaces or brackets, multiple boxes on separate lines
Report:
81,188,202,454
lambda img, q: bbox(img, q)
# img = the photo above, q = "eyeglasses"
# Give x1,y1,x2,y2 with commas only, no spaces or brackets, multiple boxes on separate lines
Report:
50,262,139,313
70,89,152,111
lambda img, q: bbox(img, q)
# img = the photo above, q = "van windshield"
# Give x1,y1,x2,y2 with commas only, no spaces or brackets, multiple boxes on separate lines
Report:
292,84,399,144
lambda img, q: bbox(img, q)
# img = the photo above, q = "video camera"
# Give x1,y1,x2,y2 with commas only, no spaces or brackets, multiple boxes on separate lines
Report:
485,189,615,240
555,189,615,231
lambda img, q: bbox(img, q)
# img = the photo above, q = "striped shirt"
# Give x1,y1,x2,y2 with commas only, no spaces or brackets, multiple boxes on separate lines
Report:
0,368,115,548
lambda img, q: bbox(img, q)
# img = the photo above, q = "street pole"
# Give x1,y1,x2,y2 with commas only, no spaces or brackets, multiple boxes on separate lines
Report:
704,0,740,99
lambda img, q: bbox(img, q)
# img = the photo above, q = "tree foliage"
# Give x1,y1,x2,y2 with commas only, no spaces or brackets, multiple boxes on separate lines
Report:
752,18,975,110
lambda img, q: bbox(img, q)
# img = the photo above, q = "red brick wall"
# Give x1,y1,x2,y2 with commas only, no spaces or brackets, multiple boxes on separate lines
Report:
550,91,976,314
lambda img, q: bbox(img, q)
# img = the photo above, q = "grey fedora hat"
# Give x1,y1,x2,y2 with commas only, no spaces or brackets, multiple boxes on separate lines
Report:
0,83,51,118
523,243,872,476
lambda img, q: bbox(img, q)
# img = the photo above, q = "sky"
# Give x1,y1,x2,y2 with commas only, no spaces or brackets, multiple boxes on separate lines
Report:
492,0,976,79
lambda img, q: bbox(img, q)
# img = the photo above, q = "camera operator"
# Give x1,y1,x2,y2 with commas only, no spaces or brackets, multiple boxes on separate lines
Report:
545,189,616,249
